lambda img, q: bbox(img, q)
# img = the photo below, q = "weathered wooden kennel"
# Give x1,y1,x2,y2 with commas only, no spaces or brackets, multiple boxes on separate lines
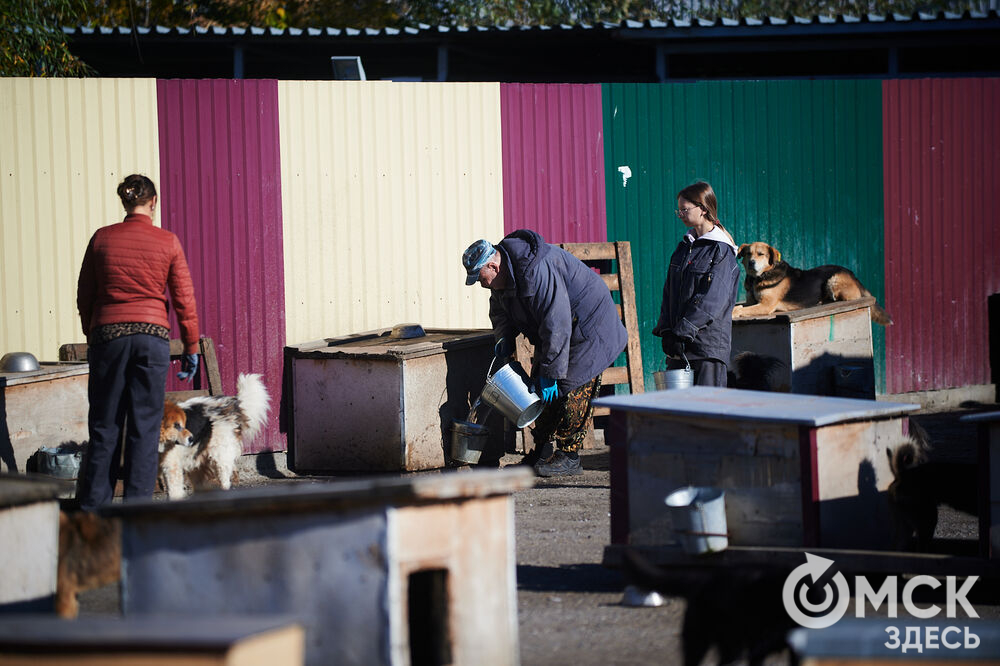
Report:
731,298,878,398
597,388,918,551
0,476,62,613
600,388,1000,579
108,467,533,666
1,363,89,473
286,326,505,472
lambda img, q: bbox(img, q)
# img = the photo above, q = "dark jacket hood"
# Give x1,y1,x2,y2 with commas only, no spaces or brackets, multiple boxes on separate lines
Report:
499,229,551,297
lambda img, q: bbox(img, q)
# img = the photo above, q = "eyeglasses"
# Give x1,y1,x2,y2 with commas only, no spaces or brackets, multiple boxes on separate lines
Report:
675,206,700,215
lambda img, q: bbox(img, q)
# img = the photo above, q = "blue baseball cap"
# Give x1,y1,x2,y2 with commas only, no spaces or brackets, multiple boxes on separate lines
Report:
462,239,495,285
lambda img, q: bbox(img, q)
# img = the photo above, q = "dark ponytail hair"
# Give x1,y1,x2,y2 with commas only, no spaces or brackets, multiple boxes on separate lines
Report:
117,174,157,211
677,181,721,227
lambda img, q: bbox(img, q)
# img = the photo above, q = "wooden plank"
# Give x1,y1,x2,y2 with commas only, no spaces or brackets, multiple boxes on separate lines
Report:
58,344,87,362
165,389,209,402
601,366,628,386
615,241,645,396
599,273,620,291
0,616,305,666
56,338,223,397
733,297,876,324
594,386,918,426
602,543,1000,578
558,242,617,261
199,338,223,396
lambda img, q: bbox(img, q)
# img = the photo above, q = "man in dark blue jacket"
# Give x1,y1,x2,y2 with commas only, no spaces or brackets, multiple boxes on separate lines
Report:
463,230,628,477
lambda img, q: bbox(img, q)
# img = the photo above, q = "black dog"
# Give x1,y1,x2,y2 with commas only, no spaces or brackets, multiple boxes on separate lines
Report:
728,351,790,392
622,549,795,666
886,423,979,550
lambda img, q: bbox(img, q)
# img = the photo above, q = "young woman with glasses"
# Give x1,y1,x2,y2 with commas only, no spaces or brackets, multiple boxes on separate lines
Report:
652,181,741,387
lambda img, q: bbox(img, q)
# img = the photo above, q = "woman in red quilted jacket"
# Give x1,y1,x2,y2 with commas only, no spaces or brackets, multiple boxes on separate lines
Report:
76,174,200,510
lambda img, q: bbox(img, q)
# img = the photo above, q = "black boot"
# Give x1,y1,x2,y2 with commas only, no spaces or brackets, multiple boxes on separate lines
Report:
520,440,553,467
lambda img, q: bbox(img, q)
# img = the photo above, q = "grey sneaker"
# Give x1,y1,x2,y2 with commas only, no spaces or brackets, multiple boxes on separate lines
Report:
534,450,582,477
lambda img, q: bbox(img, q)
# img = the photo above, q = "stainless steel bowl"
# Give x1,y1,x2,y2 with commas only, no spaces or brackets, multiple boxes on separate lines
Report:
0,351,41,372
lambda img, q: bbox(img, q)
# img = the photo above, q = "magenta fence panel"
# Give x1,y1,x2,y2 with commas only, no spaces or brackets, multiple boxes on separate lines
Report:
157,79,286,453
883,78,1000,394
501,84,607,244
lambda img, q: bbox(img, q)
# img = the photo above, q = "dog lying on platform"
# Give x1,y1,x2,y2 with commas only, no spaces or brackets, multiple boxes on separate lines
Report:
886,421,979,551
56,509,121,618
732,241,892,325
158,373,270,500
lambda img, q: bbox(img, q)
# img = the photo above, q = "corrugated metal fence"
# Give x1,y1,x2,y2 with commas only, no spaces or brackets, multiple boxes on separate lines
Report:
3,77,997,455
0,78,160,362
156,79,286,453
883,78,1000,394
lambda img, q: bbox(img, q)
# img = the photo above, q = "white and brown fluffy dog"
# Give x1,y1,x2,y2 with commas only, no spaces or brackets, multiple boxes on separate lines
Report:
158,373,270,500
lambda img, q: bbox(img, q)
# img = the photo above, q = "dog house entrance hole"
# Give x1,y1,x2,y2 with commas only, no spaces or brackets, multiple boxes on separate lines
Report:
408,568,451,665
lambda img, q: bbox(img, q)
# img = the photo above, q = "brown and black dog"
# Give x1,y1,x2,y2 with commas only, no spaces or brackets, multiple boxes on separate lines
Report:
732,241,892,325
56,509,121,618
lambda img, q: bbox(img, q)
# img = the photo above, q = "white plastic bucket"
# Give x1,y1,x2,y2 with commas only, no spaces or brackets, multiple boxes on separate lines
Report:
481,361,544,428
665,486,728,555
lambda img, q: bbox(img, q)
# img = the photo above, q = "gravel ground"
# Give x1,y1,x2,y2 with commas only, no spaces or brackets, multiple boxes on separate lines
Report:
77,401,1000,665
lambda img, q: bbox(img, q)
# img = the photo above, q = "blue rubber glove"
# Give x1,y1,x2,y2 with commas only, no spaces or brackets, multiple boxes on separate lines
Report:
176,353,199,381
494,337,513,359
537,376,558,404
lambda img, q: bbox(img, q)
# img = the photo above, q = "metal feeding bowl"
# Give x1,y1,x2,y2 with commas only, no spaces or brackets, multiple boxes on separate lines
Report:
0,351,41,373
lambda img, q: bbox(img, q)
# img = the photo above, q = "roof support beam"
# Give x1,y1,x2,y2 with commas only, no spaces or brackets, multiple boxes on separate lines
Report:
233,44,244,79
437,44,448,81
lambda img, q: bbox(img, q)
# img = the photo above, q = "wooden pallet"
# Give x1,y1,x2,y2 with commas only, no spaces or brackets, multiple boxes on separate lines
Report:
514,241,644,450
59,336,224,401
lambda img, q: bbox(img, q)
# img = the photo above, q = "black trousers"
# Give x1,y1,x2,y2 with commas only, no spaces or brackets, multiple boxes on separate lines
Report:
78,334,170,510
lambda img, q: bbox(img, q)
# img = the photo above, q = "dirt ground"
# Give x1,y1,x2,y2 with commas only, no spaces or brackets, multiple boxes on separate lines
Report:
77,400,1000,665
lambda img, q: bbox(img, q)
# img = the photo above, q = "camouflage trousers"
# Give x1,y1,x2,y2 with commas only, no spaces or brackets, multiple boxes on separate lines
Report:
530,375,602,454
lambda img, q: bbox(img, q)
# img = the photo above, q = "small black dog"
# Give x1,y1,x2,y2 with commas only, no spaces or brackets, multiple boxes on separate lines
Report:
728,351,790,392
622,549,795,666
886,422,979,550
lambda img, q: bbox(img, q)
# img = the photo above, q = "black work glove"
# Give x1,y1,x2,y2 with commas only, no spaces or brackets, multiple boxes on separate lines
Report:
660,332,688,359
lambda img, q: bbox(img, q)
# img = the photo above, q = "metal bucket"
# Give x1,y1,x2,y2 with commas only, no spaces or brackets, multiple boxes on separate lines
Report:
450,420,490,465
481,360,544,428
665,486,728,555
653,354,694,390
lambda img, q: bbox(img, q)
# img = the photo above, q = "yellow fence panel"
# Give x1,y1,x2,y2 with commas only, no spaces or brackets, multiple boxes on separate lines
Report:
0,78,160,360
278,81,504,344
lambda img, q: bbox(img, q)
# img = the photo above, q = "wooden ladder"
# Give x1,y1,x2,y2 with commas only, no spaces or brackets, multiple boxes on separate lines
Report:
514,240,644,449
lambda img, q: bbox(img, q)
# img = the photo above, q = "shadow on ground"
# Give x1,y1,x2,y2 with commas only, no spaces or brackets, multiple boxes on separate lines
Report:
517,563,623,593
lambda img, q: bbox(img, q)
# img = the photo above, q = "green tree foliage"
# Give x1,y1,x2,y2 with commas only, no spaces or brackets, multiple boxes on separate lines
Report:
9,0,987,48
0,0,93,75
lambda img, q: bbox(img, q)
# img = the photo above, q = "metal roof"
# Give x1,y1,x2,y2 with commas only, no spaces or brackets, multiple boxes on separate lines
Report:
61,10,999,40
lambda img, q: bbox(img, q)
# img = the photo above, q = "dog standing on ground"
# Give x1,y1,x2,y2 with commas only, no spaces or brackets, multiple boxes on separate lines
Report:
886,421,979,551
56,509,121,618
158,373,270,500
622,549,795,666
732,241,892,325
